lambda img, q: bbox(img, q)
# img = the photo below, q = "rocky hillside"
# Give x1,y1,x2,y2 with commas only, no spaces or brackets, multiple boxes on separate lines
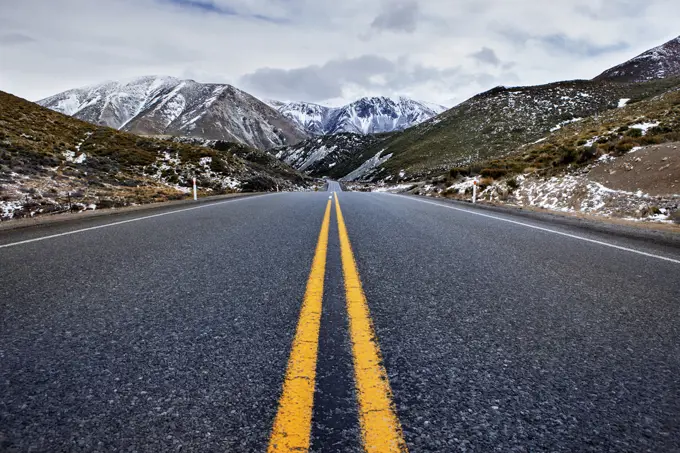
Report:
407,87,680,223
273,97,445,136
334,77,680,182
274,133,388,178
38,76,308,150
595,35,680,83
0,91,309,220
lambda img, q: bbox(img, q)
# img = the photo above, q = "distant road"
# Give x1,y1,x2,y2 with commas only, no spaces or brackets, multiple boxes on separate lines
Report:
326,179,343,192
1,185,679,452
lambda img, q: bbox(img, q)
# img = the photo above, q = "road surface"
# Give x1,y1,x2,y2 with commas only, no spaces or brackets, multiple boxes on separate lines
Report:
1,184,679,452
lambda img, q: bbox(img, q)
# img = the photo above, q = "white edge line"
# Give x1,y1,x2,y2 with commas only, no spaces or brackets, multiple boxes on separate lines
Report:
381,193,680,265
0,194,271,249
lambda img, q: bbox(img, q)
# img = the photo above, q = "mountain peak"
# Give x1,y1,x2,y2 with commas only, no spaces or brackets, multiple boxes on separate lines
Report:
594,35,680,83
273,96,446,136
38,76,307,150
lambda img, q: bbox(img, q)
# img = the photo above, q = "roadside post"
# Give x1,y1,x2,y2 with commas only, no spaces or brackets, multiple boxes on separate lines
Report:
472,179,478,204
193,177,197,201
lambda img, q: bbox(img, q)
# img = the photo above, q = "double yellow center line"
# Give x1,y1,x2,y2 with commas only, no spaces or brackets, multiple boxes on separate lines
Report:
267,194,407,453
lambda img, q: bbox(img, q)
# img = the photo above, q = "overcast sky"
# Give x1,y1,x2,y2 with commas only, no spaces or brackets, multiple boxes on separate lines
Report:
1,0,679,107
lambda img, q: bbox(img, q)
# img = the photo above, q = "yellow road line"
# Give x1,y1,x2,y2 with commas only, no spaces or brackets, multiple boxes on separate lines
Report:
267,200,332,453
333,193,408,453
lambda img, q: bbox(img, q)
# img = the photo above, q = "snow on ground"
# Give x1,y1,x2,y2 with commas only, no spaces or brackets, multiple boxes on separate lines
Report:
629,121,660,135
62,150,87,164
0,200,24,220
550,117,582,132
504,174,673,221
618,98,631,108
447,177,478,195
372,184,416,193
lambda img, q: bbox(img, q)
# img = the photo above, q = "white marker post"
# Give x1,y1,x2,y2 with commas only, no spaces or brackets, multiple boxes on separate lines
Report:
192,177,198,201
472,179,478,204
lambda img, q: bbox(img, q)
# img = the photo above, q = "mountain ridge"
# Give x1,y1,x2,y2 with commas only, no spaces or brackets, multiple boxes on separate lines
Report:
595,35,680,83
38,76,308,151
273,97,446,136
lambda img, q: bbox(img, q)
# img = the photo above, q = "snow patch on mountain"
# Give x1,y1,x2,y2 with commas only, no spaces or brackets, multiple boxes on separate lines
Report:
273,97,446,136
595,35,680,83
38,76,307,150
342,150,393,181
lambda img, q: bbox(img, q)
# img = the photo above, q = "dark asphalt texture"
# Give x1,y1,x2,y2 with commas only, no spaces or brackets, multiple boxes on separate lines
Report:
1,187,680,452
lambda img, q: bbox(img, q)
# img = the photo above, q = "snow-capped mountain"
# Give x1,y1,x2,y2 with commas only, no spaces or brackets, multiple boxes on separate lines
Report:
38,76,307,150
274,97,447,136
595,35,680,83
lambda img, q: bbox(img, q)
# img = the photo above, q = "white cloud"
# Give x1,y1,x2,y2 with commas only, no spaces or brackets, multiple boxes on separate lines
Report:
0,0,679,107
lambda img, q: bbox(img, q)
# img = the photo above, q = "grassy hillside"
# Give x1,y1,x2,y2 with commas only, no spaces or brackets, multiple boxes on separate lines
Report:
0,91,309,219
454,87,680,184
340,77,680,181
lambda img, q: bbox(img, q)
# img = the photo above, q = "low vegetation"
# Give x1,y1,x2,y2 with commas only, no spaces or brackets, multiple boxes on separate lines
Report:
0,91,309,220
441,89,680,182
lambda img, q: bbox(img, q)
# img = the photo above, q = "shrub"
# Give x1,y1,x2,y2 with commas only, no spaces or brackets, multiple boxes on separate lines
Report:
507,178,519,190
626,128,643,138
480,168,508,179
556,147,577,166
615,141,636,153
478,177,494,189
210,157,230,174
577,147,597,163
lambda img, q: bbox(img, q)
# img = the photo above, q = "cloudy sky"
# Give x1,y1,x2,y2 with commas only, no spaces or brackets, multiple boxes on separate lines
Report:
1,0,679,107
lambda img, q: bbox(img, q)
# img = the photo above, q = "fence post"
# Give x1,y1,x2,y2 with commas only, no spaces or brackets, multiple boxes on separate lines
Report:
472,180,477,204
193,178,197,201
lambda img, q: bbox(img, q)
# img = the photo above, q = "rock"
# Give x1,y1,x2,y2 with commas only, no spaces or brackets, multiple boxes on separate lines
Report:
624,163,634,171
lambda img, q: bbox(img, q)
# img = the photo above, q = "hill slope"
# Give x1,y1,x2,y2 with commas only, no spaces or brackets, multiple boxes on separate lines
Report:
38,76,308,150
332,77,680,182
595,36,680,83
275,97,446,136
274,133,387,178
409,87,680,223
0,91,309,220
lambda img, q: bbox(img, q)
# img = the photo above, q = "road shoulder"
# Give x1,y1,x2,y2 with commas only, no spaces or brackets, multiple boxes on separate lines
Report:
407,194,680,248
0,192,263,233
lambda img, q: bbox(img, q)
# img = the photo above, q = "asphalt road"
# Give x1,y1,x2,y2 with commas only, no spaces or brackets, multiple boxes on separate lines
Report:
326,180,343,192
1,185,679,452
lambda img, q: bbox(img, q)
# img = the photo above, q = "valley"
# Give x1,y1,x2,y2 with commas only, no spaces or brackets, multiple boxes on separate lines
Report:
2,8,680,453
4,35,680,226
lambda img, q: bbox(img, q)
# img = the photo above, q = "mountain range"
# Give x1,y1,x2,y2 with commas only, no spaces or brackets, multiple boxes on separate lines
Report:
37,76,307,151
16,34,680,188
270,97,446,136
38,78,446,151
